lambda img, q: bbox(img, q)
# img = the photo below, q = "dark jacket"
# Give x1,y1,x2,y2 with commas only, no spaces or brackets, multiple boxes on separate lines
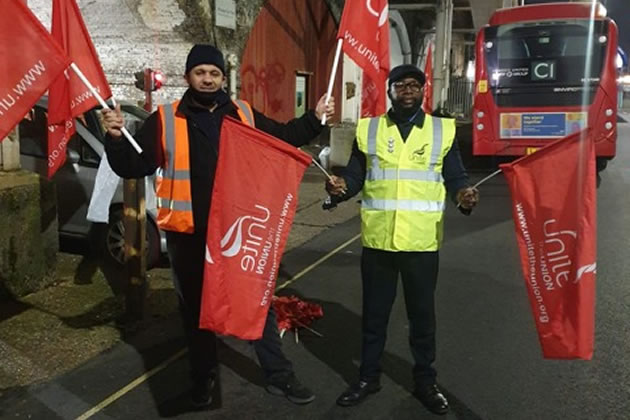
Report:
339,107,470,207
106,89,324,233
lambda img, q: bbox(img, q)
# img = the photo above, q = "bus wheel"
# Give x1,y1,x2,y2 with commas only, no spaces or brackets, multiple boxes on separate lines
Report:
596,158,610,188
596,172,602,188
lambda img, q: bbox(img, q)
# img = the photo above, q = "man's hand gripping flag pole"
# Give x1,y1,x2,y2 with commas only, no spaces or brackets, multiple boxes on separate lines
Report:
69,63,143,153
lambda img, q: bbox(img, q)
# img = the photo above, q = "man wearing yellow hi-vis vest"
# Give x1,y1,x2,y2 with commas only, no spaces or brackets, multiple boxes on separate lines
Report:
326,64,479,416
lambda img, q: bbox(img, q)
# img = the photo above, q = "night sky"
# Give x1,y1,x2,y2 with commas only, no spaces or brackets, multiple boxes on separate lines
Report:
606,0,629,55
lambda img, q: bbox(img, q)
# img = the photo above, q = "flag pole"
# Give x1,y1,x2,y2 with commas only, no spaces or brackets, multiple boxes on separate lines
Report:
70,63,143,154
456,168,502,208
311,156,333,181
321,38,343,125
472,168,502,189
308,154,347,195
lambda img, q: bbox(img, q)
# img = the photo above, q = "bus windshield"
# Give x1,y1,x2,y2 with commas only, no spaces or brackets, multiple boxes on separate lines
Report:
484,19,608,107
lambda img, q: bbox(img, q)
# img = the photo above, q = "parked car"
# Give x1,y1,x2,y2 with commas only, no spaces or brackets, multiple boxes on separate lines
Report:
19,97,166,268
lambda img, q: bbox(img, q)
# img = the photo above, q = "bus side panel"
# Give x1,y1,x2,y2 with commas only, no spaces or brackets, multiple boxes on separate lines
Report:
473,29,501,156
590,19,618,159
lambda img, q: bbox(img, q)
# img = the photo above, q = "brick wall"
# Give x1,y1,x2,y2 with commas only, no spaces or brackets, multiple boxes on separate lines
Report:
29,0,343,108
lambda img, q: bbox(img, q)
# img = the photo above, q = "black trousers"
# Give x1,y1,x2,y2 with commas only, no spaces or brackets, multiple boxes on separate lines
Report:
166,231,293,385
359,247,439,387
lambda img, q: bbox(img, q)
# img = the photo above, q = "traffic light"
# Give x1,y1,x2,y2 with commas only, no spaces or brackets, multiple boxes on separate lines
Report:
151,70,165,90
133,68,166,92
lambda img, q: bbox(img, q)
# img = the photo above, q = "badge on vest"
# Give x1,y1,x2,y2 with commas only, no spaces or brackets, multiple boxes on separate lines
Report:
387,137,395,153
410,144,428,163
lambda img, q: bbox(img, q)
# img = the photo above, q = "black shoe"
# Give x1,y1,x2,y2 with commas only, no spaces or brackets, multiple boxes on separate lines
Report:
336,380,382,407
191,378,215,409
266,373,315,405
414,384,449,415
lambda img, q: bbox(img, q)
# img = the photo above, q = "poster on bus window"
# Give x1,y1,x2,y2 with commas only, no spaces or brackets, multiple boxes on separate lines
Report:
500,112,587,138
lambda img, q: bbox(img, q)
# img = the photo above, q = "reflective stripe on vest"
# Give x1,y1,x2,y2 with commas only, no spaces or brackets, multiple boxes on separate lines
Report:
155,197,193,211
362,198,445,213
356,114,455,251
233,99,255,127
155,99,255,233
365,117,444,183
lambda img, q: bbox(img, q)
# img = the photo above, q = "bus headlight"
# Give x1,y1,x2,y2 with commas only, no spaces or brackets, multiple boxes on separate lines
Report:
477,124,485,130
605,109,614,117
605,122,613,130
477,111,485,118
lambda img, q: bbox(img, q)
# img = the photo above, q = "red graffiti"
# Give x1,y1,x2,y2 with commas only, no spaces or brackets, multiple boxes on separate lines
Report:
241,63,286,114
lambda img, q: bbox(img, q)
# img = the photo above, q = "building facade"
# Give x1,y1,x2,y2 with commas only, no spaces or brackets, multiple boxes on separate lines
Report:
29,0,345,122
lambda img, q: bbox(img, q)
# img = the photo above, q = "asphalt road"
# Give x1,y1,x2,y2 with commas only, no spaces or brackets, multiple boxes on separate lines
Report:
2,120,629,420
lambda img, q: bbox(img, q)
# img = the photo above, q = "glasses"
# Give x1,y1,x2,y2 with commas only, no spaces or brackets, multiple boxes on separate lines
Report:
392,81,423,93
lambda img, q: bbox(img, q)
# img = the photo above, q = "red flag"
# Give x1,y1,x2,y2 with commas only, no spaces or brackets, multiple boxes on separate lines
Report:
200,118,312,339
500,131,597,359
0,0,69,141
47,0,112,177
360,74,383,118
422,45,433,114
338,0,390,116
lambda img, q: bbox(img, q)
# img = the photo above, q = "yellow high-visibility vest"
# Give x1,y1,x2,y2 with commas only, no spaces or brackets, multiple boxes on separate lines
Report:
356,114,455,251
155,99,254,233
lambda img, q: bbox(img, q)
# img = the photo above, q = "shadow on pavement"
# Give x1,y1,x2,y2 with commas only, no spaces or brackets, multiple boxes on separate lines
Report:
289,296,364,385
280,289,413,389
155,337,270,417
280,289,485,420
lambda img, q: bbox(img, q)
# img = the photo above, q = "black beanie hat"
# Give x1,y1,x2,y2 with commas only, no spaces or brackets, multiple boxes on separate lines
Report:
388,64,426,90
185,44,226,75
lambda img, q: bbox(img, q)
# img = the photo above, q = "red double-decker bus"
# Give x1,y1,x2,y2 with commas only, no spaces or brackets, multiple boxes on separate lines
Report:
472,2,618,170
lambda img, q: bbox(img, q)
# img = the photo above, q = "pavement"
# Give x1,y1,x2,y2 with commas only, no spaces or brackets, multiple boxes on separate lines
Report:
4,119,630,419
0,162,361,394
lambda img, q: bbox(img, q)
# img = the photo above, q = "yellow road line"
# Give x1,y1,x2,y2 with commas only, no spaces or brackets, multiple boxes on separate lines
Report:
75,348,188,420
276,233,361,290
77,232,359,419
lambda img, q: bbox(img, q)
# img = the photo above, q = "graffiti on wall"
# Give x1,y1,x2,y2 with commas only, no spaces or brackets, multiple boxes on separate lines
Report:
241,62,286,115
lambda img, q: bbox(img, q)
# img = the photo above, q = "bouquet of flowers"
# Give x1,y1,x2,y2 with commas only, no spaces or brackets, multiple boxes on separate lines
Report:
272,295,324,343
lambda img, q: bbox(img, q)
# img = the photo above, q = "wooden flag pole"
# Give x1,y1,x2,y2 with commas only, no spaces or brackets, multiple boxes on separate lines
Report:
70,64,148,321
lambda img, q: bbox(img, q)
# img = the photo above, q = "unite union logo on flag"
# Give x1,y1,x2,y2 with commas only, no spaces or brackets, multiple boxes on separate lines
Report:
541,219,596,287
205,205,271,268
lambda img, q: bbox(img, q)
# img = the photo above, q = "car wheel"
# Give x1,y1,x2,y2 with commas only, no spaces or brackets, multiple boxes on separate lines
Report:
102,207,161,269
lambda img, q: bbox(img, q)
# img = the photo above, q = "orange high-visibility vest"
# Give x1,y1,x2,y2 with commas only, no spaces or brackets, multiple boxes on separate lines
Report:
155,99,255,233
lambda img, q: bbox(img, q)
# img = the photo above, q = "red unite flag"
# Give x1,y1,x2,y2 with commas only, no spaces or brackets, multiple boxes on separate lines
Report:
500,131,597,360
0,0,69,141
200,118,312,340
422,45,433,114
338,0,390,117
47,0,112,178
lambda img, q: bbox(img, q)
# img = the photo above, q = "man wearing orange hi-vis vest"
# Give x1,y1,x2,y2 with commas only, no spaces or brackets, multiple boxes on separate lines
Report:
102,44,334,409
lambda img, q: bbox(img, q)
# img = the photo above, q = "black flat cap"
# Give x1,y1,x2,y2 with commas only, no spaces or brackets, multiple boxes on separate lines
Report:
388,64,426,89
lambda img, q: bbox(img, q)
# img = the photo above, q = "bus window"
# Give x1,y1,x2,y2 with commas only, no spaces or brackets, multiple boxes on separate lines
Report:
484,20,608,107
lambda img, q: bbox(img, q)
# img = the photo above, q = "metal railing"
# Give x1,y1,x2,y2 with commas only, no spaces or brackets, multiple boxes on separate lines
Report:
445,77,474,121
